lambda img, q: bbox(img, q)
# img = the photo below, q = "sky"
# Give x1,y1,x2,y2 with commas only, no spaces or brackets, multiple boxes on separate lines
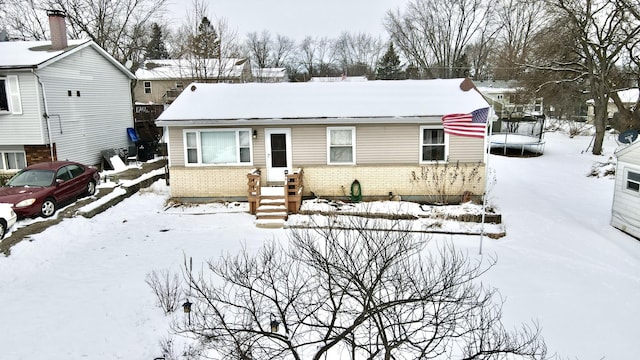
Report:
166,0,411,40
0,129,639,358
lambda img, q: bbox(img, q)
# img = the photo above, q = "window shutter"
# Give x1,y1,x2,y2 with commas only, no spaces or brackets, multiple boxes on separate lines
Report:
7,75,22,114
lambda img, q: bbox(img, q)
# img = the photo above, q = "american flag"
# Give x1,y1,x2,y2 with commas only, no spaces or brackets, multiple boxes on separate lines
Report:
441,107,490,138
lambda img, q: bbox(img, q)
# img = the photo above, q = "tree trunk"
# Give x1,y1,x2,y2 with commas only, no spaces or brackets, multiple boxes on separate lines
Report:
592,98,608,155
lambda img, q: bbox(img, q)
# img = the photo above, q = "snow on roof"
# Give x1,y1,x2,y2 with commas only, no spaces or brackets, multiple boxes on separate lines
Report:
309,76,368,82
586,88,639,104
252,67,286,78
135,58,248,80
157,78,491,122
0,39,91,68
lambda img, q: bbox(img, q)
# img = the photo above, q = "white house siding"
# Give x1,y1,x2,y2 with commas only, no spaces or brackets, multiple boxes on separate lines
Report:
0,71,45,144
38,46,133,165
611,155,640,238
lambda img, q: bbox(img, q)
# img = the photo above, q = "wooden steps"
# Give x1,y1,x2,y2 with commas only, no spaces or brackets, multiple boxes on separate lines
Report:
255,188,287,228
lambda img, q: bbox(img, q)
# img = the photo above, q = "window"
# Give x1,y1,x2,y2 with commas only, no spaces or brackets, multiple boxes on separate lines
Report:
420,126,446,162
327,127,355,164
626,170,640,193
2,152,26,170
184,129,252,165
0,76,22,114
144,81,152,94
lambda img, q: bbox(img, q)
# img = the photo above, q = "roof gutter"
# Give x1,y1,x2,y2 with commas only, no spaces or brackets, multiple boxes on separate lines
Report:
32,69,55,161
155,116,442,127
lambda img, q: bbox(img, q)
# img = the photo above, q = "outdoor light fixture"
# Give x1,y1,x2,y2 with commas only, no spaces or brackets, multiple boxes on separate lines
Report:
269,313,280,333
183,300,192,313
252,130,258,139
183,299,192,325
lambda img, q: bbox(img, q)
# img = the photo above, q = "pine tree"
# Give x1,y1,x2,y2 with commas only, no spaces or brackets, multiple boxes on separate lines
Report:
145,23,169,60
376,42,403,80
190,16,220,59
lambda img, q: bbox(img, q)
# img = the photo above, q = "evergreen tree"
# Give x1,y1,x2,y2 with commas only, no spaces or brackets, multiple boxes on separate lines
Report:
375,42,403,80
190,16,220,59
145,23,169,59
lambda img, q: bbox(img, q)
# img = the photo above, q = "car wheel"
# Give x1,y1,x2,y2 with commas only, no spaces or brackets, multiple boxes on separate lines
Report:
86,180,97,196
41,198,57,218
0,220,6,240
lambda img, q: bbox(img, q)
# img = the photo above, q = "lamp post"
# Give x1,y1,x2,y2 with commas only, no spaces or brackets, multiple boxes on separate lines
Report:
269,313,280,333
183,299,192,325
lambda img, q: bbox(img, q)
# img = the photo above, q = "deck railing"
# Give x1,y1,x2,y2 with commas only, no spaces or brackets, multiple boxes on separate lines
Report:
284,168,304,213
247,169,261,214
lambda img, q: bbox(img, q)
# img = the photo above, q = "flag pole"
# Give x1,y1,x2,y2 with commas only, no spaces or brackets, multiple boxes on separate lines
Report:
479,112,494,256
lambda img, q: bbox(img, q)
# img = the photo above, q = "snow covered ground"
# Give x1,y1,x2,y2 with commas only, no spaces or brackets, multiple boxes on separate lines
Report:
0,130,639,359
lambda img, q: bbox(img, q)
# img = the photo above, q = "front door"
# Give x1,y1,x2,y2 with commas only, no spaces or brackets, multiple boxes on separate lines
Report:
265,128,292,183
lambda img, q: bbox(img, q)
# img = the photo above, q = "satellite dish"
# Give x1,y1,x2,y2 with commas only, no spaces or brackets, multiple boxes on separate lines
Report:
124,59,133,69
618,129,639,144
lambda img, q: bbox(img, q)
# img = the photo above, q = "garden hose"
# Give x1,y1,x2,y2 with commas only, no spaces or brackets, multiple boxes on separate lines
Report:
350,179,362,203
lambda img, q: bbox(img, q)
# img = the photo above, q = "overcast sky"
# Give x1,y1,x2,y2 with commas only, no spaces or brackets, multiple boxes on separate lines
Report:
167,0,411,41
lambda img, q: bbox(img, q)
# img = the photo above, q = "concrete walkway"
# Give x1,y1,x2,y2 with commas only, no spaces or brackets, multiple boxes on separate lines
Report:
0,159,167,256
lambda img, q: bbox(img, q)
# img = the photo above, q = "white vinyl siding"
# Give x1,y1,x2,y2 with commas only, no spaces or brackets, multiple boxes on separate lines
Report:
37,45,134,165
184,129,252,166
327,127,355,165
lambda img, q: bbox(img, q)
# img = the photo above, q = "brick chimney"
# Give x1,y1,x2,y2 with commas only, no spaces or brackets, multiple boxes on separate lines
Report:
47,10,68,50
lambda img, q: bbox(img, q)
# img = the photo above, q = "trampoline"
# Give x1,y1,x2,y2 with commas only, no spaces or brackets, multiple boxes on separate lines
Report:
490,116,546,157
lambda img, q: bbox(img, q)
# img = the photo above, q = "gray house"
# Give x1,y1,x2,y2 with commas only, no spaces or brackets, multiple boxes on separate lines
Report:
0,10,135,172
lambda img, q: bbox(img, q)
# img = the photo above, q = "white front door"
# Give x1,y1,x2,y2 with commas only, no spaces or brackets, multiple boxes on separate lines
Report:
265,128,292,183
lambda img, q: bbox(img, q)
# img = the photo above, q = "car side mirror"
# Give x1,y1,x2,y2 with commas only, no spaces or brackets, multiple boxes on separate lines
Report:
56,179,64,185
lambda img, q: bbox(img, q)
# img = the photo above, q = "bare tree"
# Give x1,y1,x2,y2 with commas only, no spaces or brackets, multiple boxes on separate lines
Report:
167,217,548,360
333,32,385,77
1,0,167,67
385,0,496,79
272,34,296,68
492,0,548,80
0,0,49,40
542,0,640,154
246,30,271,68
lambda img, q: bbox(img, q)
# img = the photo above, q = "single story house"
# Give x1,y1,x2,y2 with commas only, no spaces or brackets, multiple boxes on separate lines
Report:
156,78,492,210
611,139,640,238
0,10,135,171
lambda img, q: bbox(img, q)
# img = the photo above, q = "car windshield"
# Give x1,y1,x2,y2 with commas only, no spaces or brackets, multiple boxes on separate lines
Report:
6,169,55,187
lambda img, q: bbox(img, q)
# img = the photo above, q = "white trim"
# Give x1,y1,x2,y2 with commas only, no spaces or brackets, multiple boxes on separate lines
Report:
327,126,356,165
183,128,253,166
419,125,448,164
623,167,640,195
1,151,26,170
265,128,292,182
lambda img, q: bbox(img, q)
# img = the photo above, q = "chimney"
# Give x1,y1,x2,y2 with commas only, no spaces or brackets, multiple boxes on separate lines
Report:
47,10,68,50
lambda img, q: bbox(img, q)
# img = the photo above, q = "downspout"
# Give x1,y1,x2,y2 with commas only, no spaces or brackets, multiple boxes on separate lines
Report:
32,69,55,161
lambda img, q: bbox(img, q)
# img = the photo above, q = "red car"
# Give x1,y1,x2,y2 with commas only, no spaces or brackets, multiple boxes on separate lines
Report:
0,161,100,218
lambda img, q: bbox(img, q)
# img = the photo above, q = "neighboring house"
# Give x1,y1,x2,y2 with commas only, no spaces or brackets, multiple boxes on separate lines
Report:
0,10,135,172
611,139,640,238
309,75,368,82
252,67,288,83
156,78,492,208
476,80,544,120
133,58,253,105
586,88,639,123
